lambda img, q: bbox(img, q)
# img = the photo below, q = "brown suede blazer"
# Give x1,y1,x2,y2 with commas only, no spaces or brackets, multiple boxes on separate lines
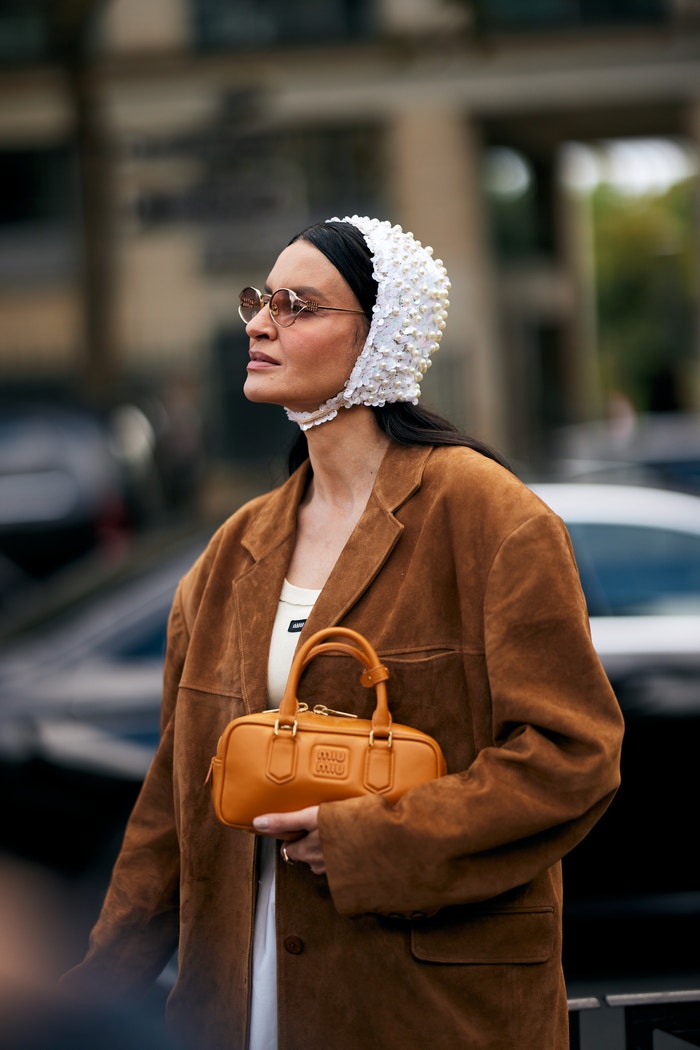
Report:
64,442,624,1050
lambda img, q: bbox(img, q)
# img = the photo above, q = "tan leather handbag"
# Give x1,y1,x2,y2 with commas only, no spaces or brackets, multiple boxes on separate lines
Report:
207,626,447,831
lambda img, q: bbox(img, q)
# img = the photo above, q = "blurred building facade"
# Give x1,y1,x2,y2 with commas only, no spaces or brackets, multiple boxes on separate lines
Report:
0,0,699,473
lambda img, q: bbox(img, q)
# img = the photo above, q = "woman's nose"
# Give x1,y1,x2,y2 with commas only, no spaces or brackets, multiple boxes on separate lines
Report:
246,302,277,338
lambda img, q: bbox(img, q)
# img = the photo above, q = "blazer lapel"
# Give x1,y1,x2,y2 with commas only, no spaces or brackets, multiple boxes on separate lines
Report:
232,442,432,707
302,443,432,637
233,467,309,711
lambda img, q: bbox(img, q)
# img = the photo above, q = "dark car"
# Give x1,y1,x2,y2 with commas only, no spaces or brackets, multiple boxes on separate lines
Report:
0,528,207,894
531,483,700,977
550,412,700,496
0,400,187,615
1,483,699,980
0,403,130,588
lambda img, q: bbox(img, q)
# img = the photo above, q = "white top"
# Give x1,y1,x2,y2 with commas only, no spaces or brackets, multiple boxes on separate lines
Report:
247,580,321,1050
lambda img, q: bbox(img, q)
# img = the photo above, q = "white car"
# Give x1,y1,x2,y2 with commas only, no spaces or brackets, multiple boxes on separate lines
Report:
529,482,700,974
530,483,700,712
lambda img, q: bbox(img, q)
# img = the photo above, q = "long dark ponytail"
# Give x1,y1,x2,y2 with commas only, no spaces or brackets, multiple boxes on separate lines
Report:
288,402,511,473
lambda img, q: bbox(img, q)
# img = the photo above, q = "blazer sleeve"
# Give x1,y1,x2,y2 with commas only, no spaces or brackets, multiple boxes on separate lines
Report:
59,585,190,999
319,509,625,918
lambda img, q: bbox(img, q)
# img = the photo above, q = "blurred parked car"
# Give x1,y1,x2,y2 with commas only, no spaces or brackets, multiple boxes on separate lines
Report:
0,528,208,888
0,403,130,592
0,399,200,616
0,482,699,978
550,411,700,495
530,482,700,977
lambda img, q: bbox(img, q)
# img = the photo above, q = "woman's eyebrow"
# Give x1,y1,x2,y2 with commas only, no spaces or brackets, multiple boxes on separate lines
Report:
264,284,327,300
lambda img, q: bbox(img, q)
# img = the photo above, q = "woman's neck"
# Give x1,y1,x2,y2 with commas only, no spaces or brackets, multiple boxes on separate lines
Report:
284,409,391,589
303,407,391,511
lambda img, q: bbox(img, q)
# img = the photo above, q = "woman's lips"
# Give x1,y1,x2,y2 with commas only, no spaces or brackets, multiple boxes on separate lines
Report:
248,350,279,369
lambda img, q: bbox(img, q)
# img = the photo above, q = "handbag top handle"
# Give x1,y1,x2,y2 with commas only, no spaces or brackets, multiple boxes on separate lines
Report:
278,627,392,738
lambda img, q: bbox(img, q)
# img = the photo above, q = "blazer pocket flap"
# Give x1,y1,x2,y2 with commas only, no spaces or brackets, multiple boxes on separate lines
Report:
411,905,555,965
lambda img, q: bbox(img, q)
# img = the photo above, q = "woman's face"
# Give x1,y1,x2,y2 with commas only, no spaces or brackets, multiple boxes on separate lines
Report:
242,239,369,414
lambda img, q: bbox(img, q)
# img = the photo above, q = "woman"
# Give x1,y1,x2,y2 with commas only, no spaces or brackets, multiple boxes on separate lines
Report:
62,216,624,1050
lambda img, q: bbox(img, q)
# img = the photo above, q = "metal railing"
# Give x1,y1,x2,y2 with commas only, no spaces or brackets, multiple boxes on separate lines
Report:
569,989,700,1049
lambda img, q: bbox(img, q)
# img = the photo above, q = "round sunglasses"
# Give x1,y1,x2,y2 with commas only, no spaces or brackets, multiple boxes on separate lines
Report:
238,286,366,329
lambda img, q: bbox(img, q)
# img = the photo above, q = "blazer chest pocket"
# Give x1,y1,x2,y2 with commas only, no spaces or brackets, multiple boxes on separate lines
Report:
410,903,555,965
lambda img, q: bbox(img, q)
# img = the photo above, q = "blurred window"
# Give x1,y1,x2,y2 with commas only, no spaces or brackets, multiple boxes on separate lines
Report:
0,147,75,227
0,146,79,284
190,0,375,50
483,146,544,259
478,0,668,30
567,522,700,615
134,118,383,270
0,2,50,65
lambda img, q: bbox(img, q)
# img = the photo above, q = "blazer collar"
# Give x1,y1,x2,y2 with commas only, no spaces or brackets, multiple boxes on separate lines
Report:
234,442,432,709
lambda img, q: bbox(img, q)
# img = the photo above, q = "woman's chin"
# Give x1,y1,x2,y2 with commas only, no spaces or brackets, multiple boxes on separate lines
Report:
243,377,281,406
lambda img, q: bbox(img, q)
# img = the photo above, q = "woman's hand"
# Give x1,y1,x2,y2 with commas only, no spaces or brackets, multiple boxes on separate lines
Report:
253,806,325,874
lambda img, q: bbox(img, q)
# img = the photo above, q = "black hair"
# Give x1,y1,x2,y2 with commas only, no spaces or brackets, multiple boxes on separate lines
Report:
286,220,512,475
287,402,511,473
288,221,377,320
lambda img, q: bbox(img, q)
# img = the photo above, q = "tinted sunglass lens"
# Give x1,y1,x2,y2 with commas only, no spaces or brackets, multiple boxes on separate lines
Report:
270,289,297,327
239,287,261,323
239,287,304,327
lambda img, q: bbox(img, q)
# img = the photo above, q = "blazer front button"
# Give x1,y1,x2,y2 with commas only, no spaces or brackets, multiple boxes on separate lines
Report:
283,935,304,955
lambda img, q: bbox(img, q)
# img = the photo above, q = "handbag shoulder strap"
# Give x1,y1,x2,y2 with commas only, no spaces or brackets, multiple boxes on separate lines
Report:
278,627,392,737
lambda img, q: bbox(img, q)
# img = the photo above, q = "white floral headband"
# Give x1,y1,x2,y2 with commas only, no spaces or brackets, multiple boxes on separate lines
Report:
285,215,451,430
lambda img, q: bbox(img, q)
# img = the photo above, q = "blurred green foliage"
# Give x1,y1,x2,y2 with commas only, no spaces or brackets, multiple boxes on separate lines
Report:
593,178,698,412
